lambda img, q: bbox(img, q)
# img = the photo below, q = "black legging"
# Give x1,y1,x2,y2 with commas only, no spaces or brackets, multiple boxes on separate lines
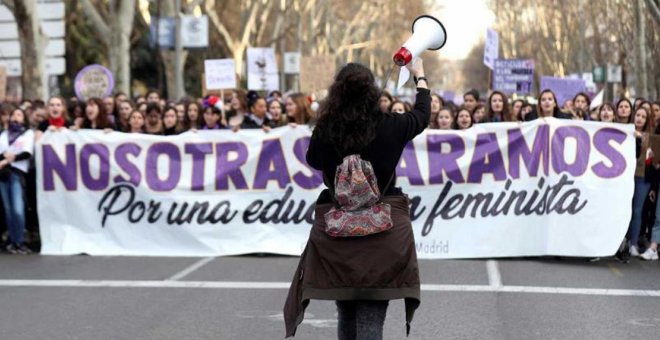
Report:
336,300,389,340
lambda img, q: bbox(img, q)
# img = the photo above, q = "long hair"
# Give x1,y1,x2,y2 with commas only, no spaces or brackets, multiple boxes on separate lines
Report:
184,102,203,130
598,103,616,121
615,98,633,123
633,107,653,134
288,93,314,124
487,91,511,122
536,89,562,118
315,63,382,154
83,97,111,129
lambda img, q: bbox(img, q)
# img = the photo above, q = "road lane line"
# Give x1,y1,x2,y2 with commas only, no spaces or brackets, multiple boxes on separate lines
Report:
1,280,659,297
166,257,215,281
486,260,502,287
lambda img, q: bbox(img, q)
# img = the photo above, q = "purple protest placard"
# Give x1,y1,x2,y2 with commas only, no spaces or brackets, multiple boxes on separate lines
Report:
540,76,586,107
74,64,114,101
493,59,535,94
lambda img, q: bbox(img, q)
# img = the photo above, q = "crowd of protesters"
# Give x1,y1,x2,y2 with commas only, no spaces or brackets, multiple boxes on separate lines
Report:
1,84,660,261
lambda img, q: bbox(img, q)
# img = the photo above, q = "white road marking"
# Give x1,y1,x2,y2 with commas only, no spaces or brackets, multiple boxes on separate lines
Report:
0,280,659,297
166,257,215,281
486,260,502,287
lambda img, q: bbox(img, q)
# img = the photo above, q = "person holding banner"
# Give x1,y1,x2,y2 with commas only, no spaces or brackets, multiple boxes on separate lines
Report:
184,102,203,131
162,106,183,135
0,107,34,254
285,93,314,125
486,91,512,122
598,103,616,123
284,60,429,339
652,102,660,124
35,97,71,140
455,107,474,130
471,104,486,123
626,107,654,258
525,89,572,121
511,99,525,121
267,99,287,127
241,94,272,131
615,98,633,124
127,110,146,134
463,89,479,112
572,92,591,113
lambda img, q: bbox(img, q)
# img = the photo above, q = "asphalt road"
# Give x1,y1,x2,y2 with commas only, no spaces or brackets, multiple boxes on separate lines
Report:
0,255,659,340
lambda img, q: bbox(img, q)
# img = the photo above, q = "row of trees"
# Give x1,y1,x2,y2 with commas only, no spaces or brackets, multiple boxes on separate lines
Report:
461,0,660,99
4,0,432,100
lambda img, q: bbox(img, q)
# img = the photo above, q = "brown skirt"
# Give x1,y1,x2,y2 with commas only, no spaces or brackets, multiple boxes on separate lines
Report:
283,194,421,337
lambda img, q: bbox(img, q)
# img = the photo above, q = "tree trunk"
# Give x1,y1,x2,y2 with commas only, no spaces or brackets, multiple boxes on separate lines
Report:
159,0,189,99
80,0,135,95
113,1,135,95
160,49,188,98
636,0,648,98
3,0,47,100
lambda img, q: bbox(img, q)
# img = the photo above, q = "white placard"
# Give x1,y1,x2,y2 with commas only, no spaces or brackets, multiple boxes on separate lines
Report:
204,59,236,90
247,47,279,90
37,119,635,258
607,64,622,83
182,15,208,48
483,28,499,70
284,52,301,74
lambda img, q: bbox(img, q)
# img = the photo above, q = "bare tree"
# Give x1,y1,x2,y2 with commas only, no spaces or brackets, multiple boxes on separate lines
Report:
1,0,47,100
80,0,136,94
204,0,262,80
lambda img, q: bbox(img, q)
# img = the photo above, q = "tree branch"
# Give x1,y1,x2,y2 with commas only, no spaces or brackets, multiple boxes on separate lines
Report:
80,0,111,43
237,0,260,51
645,0,660,25
204,0,235,49
1,0,15,12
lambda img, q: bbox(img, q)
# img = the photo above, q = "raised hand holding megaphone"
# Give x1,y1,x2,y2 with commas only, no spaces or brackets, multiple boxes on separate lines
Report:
393,15,446,89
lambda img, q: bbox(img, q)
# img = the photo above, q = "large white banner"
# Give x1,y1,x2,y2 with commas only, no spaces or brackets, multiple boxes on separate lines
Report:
37,119,635,258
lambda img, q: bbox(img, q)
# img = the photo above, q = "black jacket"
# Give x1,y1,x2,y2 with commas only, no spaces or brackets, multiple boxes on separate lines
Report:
306,88,431,201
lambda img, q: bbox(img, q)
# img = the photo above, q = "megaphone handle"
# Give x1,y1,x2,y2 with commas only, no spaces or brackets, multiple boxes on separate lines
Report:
381,65,396,92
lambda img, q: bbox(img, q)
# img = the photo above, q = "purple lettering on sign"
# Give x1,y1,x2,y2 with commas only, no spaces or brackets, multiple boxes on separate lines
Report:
185,143,213,191
42,144,77,191
396,142,424,185
254,139,291,189
508,125,550,179
292,137,322,189
215,142,249,190
428,134,466,184
468,133,507,183
145,143,182,191
551,126,590,177
591,128,627,178
80,144,110,191
113,143,142,186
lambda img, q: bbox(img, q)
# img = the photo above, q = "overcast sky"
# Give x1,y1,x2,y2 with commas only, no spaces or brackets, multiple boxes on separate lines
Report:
433,0,495,60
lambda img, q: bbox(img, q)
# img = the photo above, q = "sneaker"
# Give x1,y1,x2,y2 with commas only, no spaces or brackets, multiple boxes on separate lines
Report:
630,245,640,257
640,248,659,261
6,243,31,255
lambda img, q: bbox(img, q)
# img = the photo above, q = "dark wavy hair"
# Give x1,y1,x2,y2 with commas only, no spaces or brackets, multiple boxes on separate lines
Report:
315,63,382,154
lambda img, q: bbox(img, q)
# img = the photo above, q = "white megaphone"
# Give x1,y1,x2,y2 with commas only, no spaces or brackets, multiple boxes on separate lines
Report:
393,15,446,89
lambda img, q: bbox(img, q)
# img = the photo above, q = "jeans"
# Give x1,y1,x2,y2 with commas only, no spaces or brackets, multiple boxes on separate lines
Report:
0,170,26,244
628,177,650,247
336,300,389,340
651,191,660,244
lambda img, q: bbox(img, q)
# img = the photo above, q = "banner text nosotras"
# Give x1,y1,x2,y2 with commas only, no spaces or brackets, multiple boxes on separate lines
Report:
41,137,323,192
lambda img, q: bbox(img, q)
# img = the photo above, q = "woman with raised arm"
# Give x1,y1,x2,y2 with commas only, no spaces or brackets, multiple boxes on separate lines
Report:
284,60,429,339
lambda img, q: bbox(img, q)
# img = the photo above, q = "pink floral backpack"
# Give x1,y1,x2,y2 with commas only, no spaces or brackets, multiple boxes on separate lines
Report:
323,154,394,237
